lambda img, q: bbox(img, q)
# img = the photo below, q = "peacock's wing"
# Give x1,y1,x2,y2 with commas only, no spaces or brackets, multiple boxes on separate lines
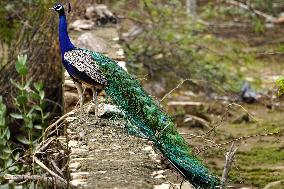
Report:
64,49,108,85
83,50,219,188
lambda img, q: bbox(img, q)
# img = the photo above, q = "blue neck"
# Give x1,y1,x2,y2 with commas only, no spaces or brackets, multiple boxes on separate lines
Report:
59,14,75,55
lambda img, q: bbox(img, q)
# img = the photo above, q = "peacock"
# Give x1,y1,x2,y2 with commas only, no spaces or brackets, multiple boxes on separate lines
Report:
51,3,219,188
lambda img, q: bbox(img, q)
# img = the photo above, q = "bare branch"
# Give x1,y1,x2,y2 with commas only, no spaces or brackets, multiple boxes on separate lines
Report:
220,142,238,189
33,156,67,186
45,111,75,133
3,174,67,188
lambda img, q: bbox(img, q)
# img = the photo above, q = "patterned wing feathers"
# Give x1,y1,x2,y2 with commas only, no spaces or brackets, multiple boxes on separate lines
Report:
64,49,107,85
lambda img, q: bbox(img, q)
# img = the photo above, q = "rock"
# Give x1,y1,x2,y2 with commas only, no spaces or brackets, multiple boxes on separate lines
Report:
69,162,81,171
87,103,122,118
240,81,257,103
75,32,107,53
85,4,118,25
70,179,87,187
115,49,125,60
117,61,127,72
231,112,250,124
64,92,78,107
68,140,79,147
69,19,95,31
121,25,144,42
70,172,89,180
64,80,76,91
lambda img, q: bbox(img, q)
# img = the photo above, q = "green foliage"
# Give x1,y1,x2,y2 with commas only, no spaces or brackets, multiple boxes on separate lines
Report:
0,0,48,45
0,55,49,182
252,16,264,33
276,77,284,96
0,97,21,175
119,0,250,93
230,147,284,187
10,55,49,149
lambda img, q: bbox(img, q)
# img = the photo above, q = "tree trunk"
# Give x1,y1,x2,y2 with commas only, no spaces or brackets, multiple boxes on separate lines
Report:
186,0,197,16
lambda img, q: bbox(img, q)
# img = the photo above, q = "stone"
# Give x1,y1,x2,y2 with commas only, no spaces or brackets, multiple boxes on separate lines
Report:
117,61,127,72
76,32,107,53
70,19,95,31
70,179,87,187
64,92,78,107
88,103,122,118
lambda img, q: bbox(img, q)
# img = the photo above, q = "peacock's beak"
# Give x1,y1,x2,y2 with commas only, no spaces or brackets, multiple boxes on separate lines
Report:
49,7,55,11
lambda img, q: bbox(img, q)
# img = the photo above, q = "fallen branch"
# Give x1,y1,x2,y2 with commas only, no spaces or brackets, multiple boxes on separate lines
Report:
36,137,55,153
33,156,67,186
184,114,211,129
51,160,64,177
220,142,238,189
226,0,277,22
3,174,67,188
45,111,75,133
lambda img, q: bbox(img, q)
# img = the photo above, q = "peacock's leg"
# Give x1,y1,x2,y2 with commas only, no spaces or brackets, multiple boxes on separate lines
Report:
92,87,98,119
74,81,84,116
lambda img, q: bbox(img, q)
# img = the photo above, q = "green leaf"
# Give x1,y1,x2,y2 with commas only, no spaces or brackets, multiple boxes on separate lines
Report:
24,77,33,90
276,77,284,96
34,82,44,92
43,112,50,120
0,138,7,146
5,128,10,140
39,91,45,100
16,94,28,105
8,166,19,172
34,125,43,130
14,152,20,160
10,79,24,90
5,158,13,167
16,135,30,145
10,113,23,119
1,128,10,140
2,148,12,154
0,152,10,160
31,92,40,100
17,54,27,65
15,61,28,76
33,105,42,112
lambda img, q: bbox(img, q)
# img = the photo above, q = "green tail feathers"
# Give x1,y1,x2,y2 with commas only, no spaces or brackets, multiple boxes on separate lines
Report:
87,50,219,188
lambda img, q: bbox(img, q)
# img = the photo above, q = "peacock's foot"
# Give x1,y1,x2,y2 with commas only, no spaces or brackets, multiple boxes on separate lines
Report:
87,102,99,119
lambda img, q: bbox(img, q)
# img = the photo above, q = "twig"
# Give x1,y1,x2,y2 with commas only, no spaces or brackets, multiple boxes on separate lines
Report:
33,156,67,185
35,137,55,153
197,130,282,154
45,111,75,133
51,160,64,177
226,0,277,22
220,142,238,189
3,174,67,188
160,79,191,102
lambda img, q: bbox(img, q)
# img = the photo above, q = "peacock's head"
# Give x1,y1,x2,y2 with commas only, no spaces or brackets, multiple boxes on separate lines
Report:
50,3,65,15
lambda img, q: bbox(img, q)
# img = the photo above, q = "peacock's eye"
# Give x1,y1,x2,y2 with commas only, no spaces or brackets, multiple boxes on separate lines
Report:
54,5,62,10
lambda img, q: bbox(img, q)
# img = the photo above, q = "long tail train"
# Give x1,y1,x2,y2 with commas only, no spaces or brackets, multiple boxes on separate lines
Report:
87,50,219,188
